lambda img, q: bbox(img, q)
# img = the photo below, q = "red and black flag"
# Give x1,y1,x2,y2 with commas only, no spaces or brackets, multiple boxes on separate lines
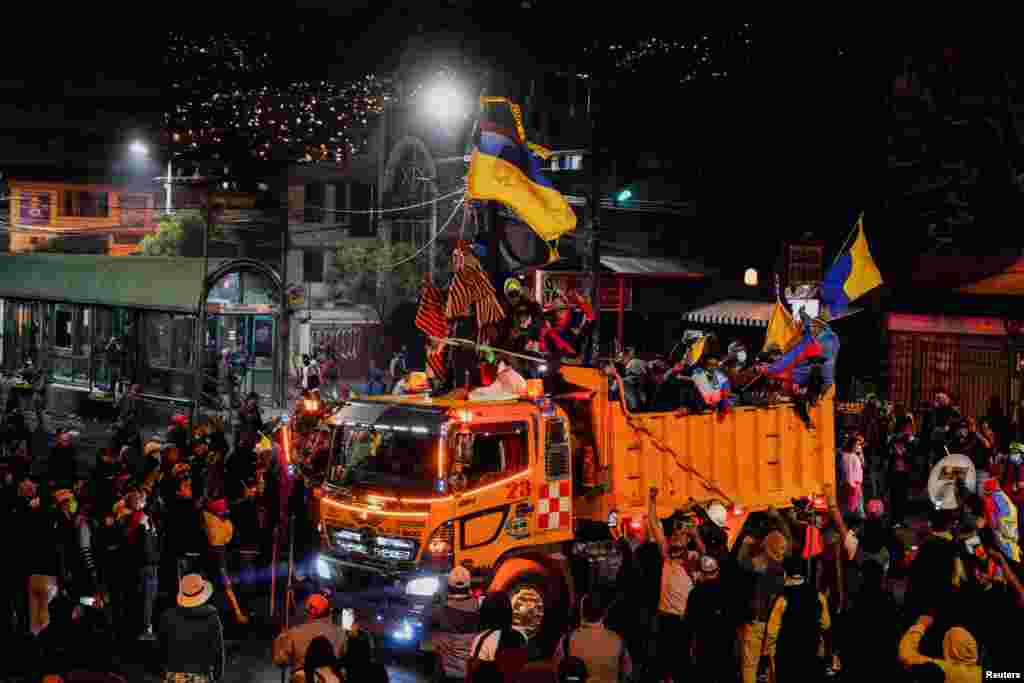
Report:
416,276,450,383
415,275,448,340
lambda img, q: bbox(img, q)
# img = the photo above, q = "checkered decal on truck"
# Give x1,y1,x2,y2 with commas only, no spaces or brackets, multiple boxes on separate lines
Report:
537,480,571,530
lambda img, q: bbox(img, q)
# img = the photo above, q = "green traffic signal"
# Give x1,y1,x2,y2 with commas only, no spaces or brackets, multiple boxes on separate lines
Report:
617,189,632,202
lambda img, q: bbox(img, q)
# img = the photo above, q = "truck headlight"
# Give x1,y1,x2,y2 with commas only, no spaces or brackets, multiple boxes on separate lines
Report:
405,576,441,597
393,619,415,641
316,556,332,580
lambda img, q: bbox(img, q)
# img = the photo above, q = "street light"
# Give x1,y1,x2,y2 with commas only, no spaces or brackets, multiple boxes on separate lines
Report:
130,140,148,157
421,80,470,125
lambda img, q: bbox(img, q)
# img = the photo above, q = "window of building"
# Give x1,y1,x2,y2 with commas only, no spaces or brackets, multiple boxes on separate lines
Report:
304,183,323,223
786,244,824,286
48,304,90,386
141,312,194,397
303,250,325,283
62,190,110,218
91,307,129,393
2,301,40,371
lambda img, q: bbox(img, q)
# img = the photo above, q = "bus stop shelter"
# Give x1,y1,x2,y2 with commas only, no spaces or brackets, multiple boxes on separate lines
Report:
0,253,285,423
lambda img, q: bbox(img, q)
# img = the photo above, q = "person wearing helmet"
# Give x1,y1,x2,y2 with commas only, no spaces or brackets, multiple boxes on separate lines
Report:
501,277,544,357
429,566,482,681
273,591,347,677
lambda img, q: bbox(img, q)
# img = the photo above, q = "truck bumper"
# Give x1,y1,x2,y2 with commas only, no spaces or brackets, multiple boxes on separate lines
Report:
314,553,434,650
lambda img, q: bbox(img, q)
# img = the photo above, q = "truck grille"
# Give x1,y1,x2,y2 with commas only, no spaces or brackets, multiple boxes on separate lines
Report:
330,528,420,565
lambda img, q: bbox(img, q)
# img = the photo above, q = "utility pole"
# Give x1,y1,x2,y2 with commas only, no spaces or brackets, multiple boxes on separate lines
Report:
190,177,215,436
586,77,602,365
279,166,290,410
165,159,174,214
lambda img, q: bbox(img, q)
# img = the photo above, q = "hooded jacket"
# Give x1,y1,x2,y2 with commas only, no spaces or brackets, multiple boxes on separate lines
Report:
899,619,981,683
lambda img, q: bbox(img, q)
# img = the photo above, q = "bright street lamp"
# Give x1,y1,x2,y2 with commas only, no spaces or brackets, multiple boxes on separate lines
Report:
130,140,148,157
422,81,470,125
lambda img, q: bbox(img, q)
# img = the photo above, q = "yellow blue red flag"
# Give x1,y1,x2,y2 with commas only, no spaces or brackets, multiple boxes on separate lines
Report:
467,99,577,243
763,300,801,352
821,216,883,316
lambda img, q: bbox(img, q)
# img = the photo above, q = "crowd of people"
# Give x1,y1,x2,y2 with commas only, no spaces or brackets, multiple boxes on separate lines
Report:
0,381,394,682
7,338,1024,683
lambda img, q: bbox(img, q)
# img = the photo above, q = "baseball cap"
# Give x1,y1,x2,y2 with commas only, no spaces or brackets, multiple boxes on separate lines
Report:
305,593,330,618
448,566,472,593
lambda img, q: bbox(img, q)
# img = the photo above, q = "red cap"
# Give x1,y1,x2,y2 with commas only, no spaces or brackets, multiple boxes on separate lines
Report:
305,593,330,617
206,498,228,515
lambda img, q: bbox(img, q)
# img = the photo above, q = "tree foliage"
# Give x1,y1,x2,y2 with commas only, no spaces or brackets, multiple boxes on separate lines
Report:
333,240,422,319
139,210,224,257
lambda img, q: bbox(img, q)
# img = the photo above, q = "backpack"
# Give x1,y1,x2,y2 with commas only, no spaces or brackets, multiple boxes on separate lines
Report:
466,630,528,683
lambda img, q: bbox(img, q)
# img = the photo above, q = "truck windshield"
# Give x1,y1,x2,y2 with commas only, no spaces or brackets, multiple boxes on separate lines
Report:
328,426,439,495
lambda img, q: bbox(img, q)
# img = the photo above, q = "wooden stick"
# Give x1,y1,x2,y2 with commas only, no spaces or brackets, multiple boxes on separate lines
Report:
427,336,548,364
269,525,278,619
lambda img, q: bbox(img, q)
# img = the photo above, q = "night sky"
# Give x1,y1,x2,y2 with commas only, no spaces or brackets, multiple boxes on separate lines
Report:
0,12,888,276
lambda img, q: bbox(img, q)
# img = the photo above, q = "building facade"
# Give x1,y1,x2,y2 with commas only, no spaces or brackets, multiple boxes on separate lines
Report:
7,180,157,255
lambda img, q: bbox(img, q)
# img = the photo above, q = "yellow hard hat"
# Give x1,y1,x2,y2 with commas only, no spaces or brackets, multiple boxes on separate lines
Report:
504,278,523,294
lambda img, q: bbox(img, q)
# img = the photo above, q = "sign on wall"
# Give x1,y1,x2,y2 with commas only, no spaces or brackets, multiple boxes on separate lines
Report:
534,272,632,311
19,192,51,225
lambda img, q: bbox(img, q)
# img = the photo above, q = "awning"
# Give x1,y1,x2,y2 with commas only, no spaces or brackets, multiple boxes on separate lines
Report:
683,299,865,328
957,257,1024,295
682,300,776,327
0,254,207,313
599,256,711,278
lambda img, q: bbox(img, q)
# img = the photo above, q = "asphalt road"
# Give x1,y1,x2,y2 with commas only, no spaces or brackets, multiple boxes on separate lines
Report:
108,579,431,682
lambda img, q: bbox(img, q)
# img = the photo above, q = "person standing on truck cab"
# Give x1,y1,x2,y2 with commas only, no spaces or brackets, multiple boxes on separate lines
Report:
647,487,700,683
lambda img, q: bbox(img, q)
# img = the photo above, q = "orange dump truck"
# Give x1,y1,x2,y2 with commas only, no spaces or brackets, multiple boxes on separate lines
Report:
310,365,835,650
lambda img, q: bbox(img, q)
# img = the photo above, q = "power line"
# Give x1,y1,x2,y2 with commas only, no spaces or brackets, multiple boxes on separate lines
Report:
380,196,466,270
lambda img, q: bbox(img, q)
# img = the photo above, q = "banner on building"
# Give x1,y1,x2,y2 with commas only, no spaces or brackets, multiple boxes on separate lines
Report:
19,192,51,225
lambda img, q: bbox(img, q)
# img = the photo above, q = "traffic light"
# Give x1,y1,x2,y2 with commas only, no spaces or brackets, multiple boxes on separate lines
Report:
617,189,633,202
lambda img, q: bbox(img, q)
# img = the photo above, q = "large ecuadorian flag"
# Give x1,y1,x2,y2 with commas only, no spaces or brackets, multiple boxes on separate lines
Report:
467,99,577,243
821,216,883,316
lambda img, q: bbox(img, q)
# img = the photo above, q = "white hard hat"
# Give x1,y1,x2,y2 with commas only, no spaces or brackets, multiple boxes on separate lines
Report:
707,502,728,528
448,566,471,592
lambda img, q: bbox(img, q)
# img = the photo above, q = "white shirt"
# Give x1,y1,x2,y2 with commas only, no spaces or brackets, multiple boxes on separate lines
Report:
658,558,693,616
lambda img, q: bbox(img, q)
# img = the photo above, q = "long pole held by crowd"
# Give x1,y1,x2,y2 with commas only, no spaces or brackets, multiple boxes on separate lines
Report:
586,73,601,366
285,513,296,629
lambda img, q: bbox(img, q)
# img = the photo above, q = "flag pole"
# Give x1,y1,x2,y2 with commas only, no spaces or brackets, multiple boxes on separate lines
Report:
830,211,865,267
